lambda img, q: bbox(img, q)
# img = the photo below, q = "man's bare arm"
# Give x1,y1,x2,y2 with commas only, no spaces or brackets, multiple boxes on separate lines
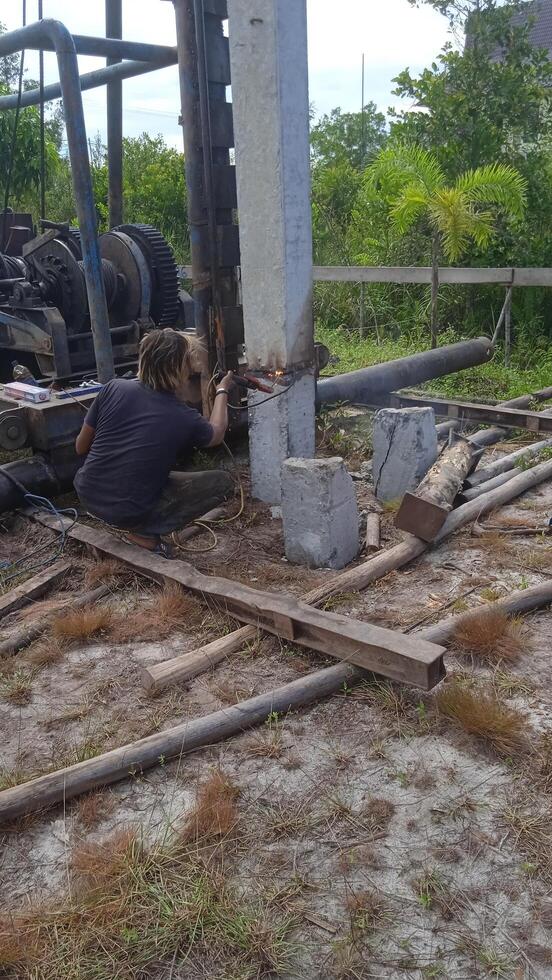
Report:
207,371,234,446
75,423,96,455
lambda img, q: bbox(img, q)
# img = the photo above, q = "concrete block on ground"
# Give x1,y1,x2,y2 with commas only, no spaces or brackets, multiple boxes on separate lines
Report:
372,408,437,503
282,456,359,569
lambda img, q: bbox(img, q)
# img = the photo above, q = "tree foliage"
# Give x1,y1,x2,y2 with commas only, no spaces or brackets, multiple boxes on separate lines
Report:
0,22,61,210
311,104,387,170
367,143,526,261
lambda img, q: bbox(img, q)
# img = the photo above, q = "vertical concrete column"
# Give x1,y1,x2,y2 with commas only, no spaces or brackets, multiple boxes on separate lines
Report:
228,0,315,503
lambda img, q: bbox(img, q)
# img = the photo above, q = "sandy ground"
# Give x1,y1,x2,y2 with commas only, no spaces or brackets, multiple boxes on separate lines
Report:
0,415,552,978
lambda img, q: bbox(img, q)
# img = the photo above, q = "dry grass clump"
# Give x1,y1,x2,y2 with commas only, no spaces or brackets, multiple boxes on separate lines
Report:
51,604,113,644
73,790,115,830
181,769,239,844
437,677,528,756
22,636,66,668
452,608,528,663
110,582,203,643
0,820,296,979
346,888,391,932
360,797,396,835
0,668,33,705
83,558,128,588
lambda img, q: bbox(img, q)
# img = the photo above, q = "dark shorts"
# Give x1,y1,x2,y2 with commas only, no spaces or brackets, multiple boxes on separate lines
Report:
81,469,234,537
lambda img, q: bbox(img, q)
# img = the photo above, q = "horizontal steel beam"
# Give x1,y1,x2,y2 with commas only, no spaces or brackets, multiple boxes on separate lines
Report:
16,30,176,62
0,54,177,110
393,393,552,433
313,266,552,287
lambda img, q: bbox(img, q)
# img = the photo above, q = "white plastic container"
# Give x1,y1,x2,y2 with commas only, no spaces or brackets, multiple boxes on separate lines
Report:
2,382,51,404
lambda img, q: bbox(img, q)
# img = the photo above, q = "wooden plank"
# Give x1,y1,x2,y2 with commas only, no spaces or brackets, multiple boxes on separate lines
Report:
313,266,552,286
0,560,72,620
66,524,445,690
392,394,552,434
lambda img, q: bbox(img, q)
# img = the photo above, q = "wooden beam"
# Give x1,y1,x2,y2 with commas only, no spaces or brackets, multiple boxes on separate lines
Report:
313,266,552,286
0,560,72,620
63,524,445,690
392,394,552,434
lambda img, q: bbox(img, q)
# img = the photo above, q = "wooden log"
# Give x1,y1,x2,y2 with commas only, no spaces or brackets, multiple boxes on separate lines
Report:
0,560,72,620
433,457,552,542
65,525,445,690
395,435,477,541
419,580,552,645
0,660,365,821
0,584,111,658
464,437,552,488
4,569,552,821
459,468,520,502
365,513,381,553
142,626,258,694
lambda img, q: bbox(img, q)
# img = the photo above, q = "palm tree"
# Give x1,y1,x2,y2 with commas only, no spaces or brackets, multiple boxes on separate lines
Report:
366,143,527,346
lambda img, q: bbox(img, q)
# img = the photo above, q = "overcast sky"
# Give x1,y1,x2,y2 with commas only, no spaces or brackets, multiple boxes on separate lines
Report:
2,0,451,148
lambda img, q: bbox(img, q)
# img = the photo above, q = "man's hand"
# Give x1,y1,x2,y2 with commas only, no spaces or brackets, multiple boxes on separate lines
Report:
217,371,235,393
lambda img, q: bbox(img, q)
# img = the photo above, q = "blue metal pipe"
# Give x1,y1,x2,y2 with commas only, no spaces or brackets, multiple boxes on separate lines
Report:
0,55,177,111
0,20,115,382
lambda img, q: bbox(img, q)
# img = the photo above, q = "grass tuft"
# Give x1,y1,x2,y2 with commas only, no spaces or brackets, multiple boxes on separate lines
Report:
346,888,391,932
51,604,113,644
83,559,128,588
0,821,297,979
181,769,239,844
110,582,203,643
73,790,115,830
452,608,528,663
0,669,33,705
437,677,528,756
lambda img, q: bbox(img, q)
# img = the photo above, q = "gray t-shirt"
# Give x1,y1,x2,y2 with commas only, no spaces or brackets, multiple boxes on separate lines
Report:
74,379,213,526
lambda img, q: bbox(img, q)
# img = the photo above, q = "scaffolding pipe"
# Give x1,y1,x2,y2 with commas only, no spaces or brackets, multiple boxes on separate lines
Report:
0,54,178,111
316,337,493,408
172,0,212,400
106,0,123,228
18,33,176,61
0,20,115,382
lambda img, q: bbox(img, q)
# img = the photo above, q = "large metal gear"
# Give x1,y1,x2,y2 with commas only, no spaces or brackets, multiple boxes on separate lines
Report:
114,223,179,327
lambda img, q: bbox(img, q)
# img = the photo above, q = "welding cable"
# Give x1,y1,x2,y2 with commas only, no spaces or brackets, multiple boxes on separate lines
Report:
227,375,298,411
0,469,77,584
170,441,245,554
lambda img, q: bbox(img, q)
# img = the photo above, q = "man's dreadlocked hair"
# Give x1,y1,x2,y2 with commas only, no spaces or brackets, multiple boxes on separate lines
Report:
138,328,190,393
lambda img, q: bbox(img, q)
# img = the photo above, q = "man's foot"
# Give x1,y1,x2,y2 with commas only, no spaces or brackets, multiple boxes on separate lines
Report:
125,532,160,551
